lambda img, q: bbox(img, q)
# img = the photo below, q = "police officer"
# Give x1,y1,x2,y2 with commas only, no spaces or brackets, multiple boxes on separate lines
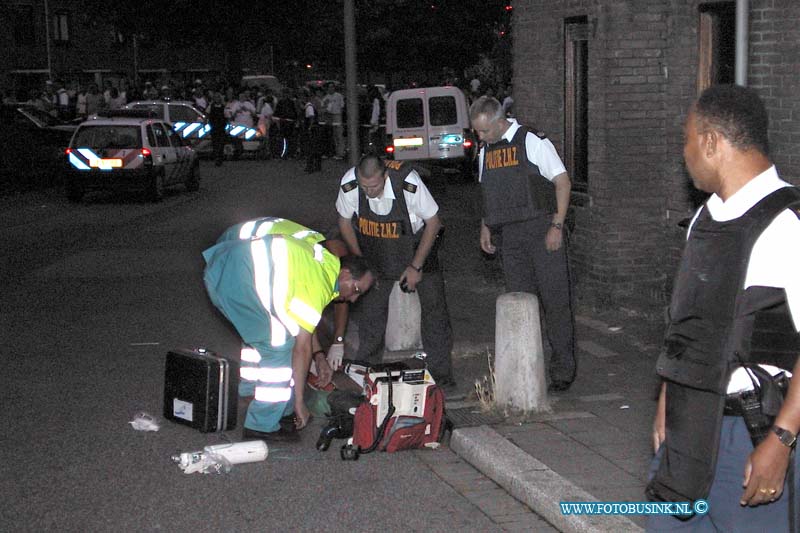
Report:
469,96,576,392
335,155,456,392
203,231,374,441
647,85,800,531
207,91,227,167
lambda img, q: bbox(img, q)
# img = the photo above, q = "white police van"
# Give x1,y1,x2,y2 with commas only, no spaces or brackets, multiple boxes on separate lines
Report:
384,86,477,179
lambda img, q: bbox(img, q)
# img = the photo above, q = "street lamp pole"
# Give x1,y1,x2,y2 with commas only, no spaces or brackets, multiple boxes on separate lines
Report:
344,0,359,165
44,0,53,82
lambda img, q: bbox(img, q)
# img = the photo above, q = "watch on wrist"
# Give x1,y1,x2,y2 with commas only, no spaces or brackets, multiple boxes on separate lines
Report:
334,336,344,344
772,425,797,448
550,222,563,230
410,264,422,273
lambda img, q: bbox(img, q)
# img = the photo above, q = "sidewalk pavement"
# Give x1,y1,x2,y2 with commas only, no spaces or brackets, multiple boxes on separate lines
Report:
444,307,665,532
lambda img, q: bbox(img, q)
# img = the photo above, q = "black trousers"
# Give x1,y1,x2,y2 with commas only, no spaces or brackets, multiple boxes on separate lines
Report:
352,270,454,382
211,131,225,164
498,216,576,382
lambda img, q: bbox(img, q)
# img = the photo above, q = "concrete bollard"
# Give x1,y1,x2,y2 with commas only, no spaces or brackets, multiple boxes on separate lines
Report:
385,281,423,351
495,292,549,412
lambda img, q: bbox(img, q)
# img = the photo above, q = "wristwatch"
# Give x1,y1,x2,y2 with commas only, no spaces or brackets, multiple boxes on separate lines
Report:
550,222,563,230
334,336,344,344
772,426,797,448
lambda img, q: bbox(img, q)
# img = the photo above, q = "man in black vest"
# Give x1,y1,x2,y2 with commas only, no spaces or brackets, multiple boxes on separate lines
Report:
335,155,456,394
469,96,576,392
207,91,227,167
647,85,800,530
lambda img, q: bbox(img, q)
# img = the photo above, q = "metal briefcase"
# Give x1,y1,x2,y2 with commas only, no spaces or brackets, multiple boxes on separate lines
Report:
163,348,238,432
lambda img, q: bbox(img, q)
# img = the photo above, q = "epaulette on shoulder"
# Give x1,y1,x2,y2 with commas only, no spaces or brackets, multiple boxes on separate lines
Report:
525,125,547,140
403,181,417,194
341,180,358,193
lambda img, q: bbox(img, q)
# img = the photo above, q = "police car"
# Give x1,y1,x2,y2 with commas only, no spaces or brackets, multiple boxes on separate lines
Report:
64,112,199,202
124,100,264,159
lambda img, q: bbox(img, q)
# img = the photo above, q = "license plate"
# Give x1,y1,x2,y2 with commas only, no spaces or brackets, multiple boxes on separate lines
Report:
393,137,423,148
89,158,123,169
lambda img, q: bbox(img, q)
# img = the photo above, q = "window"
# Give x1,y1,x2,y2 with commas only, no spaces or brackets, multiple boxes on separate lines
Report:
168,104,200,123
167,127,185,147
133,104,165,119
396,98,423,129
146,125,156,147
72,126,142,149
698,2,736,92
12,5,35,46
153,123,171,147
53,12,70,42
429,96,457,126
564,17,589,191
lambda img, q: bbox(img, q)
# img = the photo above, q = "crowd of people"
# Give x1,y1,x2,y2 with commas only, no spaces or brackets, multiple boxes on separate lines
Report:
5,74,512,167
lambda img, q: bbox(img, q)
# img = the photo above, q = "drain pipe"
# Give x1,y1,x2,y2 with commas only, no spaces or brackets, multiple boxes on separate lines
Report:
736,0,749,86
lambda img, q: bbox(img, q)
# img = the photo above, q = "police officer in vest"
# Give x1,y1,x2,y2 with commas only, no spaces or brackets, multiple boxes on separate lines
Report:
207,91,227,167
469,96,576,392
335,155,456,393
203,230,374,442
647,85,800,531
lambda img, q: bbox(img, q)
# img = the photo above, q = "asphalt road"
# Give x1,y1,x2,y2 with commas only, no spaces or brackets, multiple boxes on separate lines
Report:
0,158,507,532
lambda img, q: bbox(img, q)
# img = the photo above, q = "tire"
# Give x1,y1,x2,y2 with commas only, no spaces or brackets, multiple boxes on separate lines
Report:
66,182,84,203
185,163,200,192
149,169,165,202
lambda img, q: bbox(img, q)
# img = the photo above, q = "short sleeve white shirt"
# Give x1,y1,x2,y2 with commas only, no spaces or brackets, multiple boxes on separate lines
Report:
686,166,800,331
335,167,438,234
477,119,567,182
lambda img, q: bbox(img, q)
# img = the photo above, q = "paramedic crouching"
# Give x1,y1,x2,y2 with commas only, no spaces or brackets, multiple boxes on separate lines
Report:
214,216,352,409
203,233,374,442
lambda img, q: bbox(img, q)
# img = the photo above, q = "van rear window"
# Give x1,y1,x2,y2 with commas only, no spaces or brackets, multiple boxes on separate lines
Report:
429,96,457,126
396,98,423,129
72,126,142,149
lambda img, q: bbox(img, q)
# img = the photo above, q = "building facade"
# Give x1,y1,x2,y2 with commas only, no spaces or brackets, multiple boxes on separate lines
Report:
513,0,800,314
0,1,274,98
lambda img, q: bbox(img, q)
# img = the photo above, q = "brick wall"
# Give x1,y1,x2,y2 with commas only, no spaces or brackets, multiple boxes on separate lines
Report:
513,0,800,315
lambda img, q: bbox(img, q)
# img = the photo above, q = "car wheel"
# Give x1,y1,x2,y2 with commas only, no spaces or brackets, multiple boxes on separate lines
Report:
66,182,84,203
185,163,200,192
149,170,165,202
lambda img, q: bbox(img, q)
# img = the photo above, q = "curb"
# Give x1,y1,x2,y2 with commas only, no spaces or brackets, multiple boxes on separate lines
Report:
451,425,644,533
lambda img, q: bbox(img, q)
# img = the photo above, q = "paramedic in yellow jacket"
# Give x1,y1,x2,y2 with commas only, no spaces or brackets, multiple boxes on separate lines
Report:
216,217,351,405
202,232,374,442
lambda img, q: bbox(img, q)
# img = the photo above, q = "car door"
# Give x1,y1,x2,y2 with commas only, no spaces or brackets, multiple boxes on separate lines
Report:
166,126,189,181
426,88,465,160
390,91,429,160
152,122,178,182
168,103,207,147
